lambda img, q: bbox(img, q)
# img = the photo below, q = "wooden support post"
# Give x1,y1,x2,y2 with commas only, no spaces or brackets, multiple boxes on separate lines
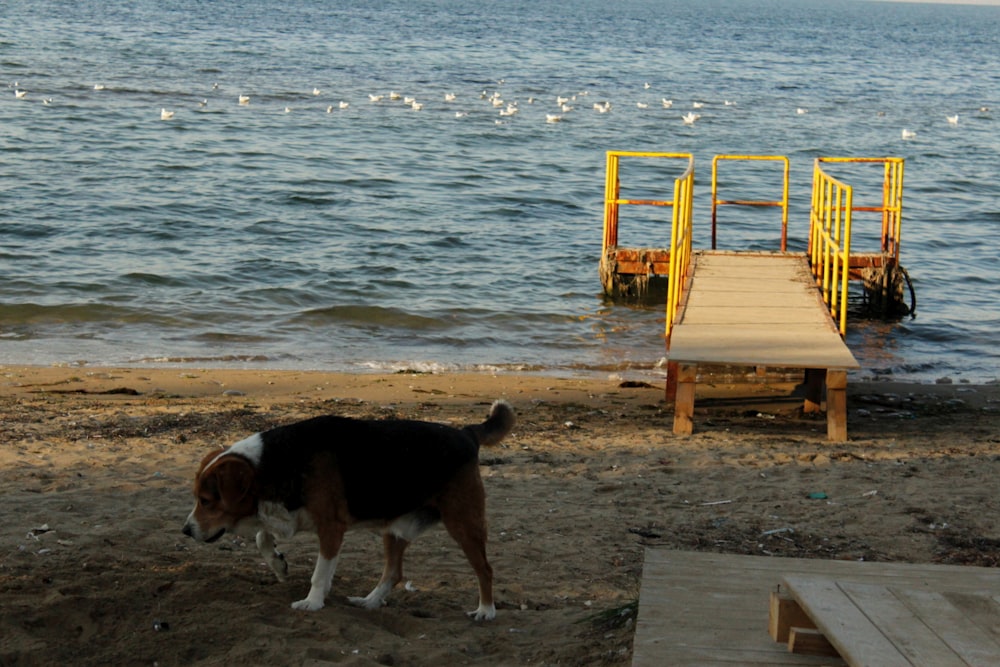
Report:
672,363,696,436
802,368,825,413
826,369,848,442
769,588,815,642
665,360,678,402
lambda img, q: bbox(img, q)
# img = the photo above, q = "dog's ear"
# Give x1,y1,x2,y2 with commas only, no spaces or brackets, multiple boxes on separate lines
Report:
196,450,222,476
206,457,257,516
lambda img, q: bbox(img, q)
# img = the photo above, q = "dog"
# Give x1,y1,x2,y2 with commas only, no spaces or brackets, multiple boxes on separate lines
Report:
182,400,515,620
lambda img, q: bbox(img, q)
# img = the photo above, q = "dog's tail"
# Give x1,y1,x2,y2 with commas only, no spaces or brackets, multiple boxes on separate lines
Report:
467,399,516,447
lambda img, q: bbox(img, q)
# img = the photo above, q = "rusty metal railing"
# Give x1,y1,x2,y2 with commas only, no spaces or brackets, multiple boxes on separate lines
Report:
809,157,905,268
602,151,694,257
809,160,853,336
711,155,790,251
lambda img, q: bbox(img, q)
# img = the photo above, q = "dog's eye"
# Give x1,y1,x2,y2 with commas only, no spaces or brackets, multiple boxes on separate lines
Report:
198,494,216,508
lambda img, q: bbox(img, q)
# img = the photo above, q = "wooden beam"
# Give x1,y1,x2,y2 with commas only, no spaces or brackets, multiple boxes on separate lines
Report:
788,627,840,657
672,363,697,436
826,370,848,442
665,360,678,402
768,588,815,642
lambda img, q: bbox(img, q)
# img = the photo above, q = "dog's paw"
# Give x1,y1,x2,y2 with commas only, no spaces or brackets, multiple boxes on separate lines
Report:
347,594,385,610
467,603,496,621
270,552,288,581
291,597,324,612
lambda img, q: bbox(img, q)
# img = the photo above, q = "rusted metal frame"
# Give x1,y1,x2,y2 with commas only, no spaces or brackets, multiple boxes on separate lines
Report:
615,198,674,206
710,155,790,251
602,150,693,260
815,156,905,269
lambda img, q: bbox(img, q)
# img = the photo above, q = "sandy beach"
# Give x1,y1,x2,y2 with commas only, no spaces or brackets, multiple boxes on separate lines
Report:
1,364,999,666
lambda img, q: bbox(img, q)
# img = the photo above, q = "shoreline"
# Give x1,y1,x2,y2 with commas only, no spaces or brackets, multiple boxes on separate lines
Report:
2,363,997,408
2,363,999,665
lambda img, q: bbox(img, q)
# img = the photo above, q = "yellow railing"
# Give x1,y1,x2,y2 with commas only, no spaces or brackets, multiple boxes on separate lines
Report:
810,157,905,266
809,159,853,336
711,155,790,251
880,158,905,263
665,156,695,340
603,151,694,256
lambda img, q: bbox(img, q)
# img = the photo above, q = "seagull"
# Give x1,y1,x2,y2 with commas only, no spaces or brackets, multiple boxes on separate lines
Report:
212,82,219,90
444,92,456,102
593,101,612,113
404,96,416,105
368,94,383,102
724,100,736,106
238,94,250,105
389,91,401,100
42,98,52,105
312,87,321,96
796,107,808,115
198,99,208,107
339,100,349,109
556,95,569,106
160,108,175,120
284,106,292,113
561,103,573,112
455,111,468,118
661,99,673,108
545,113,562,123
93,84,105,91
644,82,651,89
499,105,518,116
410,101,423,110
692,101,704,109
14,89,26,99
327,105,333,113
682,112,701,125
901,128,916,140
946,114,959,125
637,102,648,109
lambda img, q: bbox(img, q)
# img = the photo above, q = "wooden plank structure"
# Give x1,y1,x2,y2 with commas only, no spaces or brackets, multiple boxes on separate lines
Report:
632,550,1000,667
668,251,859,441
781,576,1000,667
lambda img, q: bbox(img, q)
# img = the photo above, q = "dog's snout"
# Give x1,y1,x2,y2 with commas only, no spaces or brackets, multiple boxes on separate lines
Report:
182,523,193,538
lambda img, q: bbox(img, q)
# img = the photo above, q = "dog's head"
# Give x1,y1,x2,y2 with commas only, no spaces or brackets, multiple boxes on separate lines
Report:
182,450,258,543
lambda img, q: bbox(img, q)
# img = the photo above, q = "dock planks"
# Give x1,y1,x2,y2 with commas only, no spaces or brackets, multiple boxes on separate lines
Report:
667,251,859,441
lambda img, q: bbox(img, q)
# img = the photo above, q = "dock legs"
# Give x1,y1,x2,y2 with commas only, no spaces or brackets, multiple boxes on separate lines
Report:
671,363,697,436
669,365,849,442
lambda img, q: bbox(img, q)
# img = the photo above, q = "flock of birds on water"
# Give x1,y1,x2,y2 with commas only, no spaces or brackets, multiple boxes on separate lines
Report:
7,78,992,141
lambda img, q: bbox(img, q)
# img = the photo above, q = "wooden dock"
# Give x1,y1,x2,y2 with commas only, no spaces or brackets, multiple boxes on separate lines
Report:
633,550,1000,667
668,251,859,441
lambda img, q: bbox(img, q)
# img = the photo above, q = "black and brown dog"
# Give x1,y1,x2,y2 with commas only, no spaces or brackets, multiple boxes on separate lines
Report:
182,400,515,620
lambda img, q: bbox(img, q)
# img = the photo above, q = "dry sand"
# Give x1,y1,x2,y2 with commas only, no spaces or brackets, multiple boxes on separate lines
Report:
1,364,999,666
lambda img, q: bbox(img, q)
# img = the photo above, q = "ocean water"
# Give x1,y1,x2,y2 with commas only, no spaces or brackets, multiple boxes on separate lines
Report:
2,0,998,383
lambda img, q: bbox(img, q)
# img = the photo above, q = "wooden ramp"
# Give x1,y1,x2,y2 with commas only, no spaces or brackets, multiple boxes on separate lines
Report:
668,251,859,441
633,550,1000,667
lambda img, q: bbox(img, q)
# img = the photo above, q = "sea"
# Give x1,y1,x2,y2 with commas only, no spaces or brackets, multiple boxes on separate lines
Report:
2,0,998,384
